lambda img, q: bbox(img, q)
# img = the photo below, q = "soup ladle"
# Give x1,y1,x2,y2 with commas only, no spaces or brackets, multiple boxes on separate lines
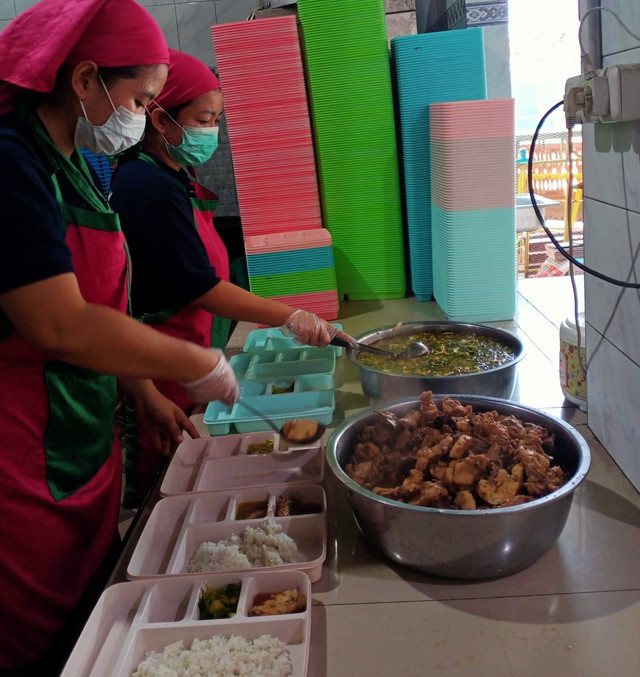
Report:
330,335,430,359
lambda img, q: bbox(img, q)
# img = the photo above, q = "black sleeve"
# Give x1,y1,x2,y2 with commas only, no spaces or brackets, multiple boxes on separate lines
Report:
0,135,74,295
111,161,220,313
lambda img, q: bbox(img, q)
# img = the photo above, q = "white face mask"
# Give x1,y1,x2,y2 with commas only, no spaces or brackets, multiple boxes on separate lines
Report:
74,75,146,155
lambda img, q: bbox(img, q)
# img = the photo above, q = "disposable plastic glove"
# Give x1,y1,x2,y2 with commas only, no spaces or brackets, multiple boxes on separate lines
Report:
282,309,357,349
181,349,239,405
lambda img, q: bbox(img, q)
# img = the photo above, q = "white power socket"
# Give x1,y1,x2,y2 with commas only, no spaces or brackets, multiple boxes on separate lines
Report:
564,63,640,126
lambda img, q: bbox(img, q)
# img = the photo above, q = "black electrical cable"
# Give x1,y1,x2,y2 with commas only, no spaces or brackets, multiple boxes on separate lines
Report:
528,101,640,289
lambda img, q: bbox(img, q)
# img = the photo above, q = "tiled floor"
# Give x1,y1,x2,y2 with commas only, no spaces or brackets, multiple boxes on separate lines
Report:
117,277,640,676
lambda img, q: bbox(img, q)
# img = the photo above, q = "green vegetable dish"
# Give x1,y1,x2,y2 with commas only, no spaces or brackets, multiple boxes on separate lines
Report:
358,332,516,376
198,582,242,620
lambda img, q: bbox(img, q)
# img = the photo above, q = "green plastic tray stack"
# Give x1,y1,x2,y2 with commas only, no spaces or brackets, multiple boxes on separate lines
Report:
297,0,406,300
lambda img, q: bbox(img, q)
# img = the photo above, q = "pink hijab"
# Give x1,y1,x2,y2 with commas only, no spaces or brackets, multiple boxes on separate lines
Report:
0,0,169,113
151,49,221,110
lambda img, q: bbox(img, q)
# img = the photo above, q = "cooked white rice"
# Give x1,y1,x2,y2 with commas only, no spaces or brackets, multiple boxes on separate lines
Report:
132,634,293,677
187,518,301,573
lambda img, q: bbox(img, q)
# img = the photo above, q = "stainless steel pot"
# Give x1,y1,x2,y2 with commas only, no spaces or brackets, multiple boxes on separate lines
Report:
348,322,525,405
327,395,591,579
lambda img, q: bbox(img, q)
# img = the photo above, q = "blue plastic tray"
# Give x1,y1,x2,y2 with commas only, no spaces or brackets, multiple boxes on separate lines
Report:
242,324,344,356
203,387,335,435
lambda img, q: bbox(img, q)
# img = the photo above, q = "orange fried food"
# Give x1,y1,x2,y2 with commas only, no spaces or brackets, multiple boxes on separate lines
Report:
346,392,565,510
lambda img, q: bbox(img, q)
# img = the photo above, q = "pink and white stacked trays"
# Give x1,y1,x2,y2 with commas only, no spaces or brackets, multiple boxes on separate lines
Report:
211,17,323,238
430,99,517,323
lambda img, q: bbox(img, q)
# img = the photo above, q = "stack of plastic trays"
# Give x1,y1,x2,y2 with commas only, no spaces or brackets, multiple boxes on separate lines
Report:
245,230,339,320
296,0,406,300
211,17,323,237
391,29,487,301
430,99,516,322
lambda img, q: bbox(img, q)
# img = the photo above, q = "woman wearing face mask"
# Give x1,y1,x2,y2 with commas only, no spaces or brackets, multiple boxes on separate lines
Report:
0,2,240,673
110,49,355,506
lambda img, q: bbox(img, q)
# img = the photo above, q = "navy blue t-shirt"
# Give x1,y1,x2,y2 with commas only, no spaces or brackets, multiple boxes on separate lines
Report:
109,154,220,318
0,111,75,295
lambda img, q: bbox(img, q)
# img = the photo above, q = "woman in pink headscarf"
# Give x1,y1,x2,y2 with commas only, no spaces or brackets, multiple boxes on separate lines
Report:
0,2,239,672
110,49,355,506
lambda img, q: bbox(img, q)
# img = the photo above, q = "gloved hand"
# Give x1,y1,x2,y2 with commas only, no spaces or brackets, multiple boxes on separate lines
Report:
282,309,356,349
181,349,239,405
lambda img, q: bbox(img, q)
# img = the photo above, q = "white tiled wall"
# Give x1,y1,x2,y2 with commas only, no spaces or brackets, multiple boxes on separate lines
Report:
582,1,640,490
586,325,640,489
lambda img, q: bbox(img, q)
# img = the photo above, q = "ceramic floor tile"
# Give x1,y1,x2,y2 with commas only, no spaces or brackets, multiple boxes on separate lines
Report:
308,592,640,677
308,600,512,677
492,590,640,677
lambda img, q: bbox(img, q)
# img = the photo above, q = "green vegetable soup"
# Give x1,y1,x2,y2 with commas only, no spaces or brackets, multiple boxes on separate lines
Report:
357,331,516,376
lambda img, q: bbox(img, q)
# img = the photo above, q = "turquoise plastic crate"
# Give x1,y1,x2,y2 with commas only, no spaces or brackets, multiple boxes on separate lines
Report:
242,323,344,356
230,349,336,381
203,389,335,435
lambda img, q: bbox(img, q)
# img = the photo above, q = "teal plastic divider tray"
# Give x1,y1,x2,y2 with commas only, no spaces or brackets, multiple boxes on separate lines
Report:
230,348,336,381
243,324,344,356
203,388,335,435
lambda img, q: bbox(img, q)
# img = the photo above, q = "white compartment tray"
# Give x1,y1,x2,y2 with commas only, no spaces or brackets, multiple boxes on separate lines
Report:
128,486,327,583
160,432,324,496
60,570,311,677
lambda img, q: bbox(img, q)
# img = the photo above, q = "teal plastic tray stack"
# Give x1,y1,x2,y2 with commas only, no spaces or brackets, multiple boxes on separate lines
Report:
296,0,406,301
246,246,338,298
203,326,340,435
390,29,487,301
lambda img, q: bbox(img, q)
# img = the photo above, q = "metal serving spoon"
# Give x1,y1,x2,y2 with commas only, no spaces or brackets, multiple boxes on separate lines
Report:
331,335,429,359
237,400,326,445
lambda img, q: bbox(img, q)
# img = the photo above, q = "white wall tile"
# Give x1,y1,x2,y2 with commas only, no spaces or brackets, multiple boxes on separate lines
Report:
176,1,217,67
583,197,640,365
385,0,416,12
146,4,180,50
599,48,640,213
385,10,417,41
0,0,15,21
214,0,260,25
138,0,175,7
582,121,627,209
586,324,640,491
0,18,11,32
483,23,512,100
14,0,39,14
601,0,640,57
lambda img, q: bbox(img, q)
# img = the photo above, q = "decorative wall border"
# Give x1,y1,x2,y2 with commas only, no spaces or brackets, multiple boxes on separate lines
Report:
466,1,509,27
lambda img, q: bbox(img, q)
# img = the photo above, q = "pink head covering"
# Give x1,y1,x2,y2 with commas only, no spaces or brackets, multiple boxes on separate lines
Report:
0,0,169,113
151,49,221,111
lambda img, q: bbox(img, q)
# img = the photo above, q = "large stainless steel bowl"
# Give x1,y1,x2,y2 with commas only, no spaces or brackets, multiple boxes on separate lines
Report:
327,395,591,579
349,322,525,404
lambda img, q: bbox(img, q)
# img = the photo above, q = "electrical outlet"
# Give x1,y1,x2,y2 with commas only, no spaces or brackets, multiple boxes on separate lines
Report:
564,63,640,126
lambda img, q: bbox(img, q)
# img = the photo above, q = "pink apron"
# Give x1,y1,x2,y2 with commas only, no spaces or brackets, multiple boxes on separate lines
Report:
0,177,129,668
124,156,230,506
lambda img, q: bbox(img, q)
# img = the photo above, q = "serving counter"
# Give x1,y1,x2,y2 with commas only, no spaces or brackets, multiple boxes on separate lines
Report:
101,297,640,677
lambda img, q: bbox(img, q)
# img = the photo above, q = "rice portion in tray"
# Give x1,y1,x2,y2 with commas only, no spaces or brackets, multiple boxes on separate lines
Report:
132,634,292,676
188,519,301,573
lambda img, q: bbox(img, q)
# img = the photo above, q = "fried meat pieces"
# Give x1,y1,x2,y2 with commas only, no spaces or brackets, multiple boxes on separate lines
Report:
345,392,565,510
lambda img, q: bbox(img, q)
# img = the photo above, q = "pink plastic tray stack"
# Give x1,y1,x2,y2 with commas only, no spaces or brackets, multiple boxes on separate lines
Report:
211,17,322,237
429,99,517,322
212,17,339,319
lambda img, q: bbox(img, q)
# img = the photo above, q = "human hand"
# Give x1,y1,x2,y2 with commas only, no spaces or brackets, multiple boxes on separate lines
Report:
282,310,337,348
181,349,239,405
134,386,200,457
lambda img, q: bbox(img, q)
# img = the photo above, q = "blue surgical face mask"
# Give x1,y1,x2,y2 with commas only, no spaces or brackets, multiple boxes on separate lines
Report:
165,124,219,167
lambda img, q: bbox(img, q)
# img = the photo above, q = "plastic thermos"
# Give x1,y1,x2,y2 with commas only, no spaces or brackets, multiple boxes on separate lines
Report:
559,312,587,411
